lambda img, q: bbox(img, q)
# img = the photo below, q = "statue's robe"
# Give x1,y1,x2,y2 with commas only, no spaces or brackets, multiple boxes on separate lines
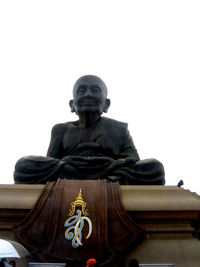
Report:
14,117,165,185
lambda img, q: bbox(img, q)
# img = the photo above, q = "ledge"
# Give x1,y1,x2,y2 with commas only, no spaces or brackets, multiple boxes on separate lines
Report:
0,184,200,238
0,184,200,211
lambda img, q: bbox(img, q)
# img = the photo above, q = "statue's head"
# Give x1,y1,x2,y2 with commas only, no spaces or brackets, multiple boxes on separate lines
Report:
69,75,110,115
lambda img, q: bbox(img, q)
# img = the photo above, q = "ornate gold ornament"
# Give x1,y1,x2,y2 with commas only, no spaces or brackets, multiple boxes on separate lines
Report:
64,188,92,248
69,188,89,217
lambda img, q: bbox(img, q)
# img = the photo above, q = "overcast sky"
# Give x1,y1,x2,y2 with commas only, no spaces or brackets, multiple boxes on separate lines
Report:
0,1,200,194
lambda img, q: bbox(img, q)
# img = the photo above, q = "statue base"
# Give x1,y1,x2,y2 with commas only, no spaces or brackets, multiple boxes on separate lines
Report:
0,185,200,266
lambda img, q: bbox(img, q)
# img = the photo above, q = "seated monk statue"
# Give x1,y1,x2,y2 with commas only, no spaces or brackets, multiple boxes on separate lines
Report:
14,75,165,185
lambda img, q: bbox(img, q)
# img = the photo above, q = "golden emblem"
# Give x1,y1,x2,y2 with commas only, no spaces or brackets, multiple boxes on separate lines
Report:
69,188,89,217
65,188,92,248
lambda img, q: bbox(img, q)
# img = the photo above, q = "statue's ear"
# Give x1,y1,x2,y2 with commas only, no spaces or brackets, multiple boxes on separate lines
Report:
69,100,75,113
103,99,111,113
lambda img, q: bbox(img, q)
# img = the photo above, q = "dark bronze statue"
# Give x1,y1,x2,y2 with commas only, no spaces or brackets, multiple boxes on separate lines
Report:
14,75,165,185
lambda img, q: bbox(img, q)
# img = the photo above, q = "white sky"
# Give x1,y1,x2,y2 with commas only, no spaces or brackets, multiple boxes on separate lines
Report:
0,1,200,194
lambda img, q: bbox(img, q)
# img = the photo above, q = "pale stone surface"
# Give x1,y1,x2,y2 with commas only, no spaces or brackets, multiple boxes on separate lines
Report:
0,185,200,210
125,239,200,267
120,185,200,211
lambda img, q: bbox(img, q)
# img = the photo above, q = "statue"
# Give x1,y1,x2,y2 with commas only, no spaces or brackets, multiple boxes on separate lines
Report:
14,75,165,185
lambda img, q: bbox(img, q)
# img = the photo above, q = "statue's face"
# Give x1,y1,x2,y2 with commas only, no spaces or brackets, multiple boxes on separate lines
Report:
71,75,110,115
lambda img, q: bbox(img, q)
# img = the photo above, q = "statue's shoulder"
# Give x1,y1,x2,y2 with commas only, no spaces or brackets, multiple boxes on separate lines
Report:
101,117,128,129
51,121,79,132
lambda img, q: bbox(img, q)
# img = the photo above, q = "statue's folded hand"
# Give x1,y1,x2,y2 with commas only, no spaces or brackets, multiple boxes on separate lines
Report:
61,155,114,168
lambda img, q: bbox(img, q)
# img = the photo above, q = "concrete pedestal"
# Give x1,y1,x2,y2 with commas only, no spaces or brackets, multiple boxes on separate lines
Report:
0,185,200,266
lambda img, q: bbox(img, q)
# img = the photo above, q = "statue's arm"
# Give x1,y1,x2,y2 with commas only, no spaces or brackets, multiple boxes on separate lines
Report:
47,124,65,159
107,126,140,182
119,126,140,161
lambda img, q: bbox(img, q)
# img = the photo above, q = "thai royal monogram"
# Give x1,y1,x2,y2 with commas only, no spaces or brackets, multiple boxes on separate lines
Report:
64,189,92,248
